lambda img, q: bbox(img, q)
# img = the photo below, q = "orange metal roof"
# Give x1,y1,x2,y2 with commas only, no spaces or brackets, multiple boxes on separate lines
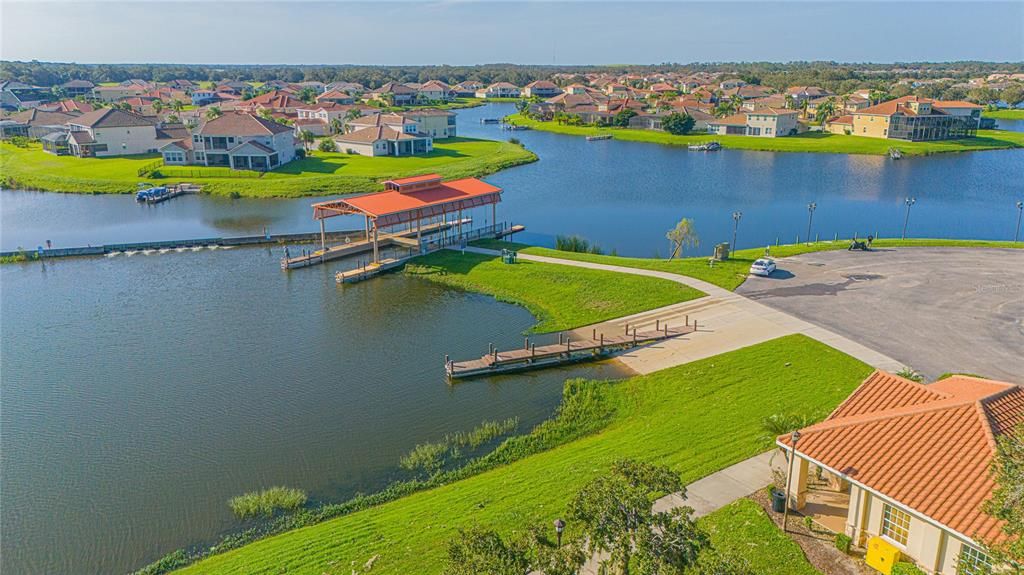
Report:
386,173,443,186
312,176,502,228
779,370,1022,544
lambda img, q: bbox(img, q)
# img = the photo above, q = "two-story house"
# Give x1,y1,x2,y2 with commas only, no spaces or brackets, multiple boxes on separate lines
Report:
335,112,432,156
475,82,520,99
63,108,165,157
160,112,296,171
523,81,562,98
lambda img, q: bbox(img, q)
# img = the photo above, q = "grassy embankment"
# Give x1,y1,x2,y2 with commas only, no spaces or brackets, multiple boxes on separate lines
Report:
0,137,536,197
473,238,1024,292
173,335,869,575
983,109,1024,120
405,250,704,332
505,113,1024,156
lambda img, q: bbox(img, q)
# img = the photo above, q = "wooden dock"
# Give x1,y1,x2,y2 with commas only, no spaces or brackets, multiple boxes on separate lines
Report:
281,219,468,270
446,319,697,380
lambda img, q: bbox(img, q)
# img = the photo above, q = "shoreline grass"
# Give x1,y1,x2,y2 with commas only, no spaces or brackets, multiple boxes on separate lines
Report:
0,137,536,198
404,250,705,332
983,109,1024,120
228,487,308,520
506,113,1024,156
473,237,1023,292
170,335,870,575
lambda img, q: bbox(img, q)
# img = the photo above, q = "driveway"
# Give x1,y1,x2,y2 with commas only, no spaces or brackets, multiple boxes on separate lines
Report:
736,247,1024,383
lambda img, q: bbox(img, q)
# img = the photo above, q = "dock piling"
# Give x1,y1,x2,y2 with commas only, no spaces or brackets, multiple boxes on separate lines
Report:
592,328,597,339
685,314,689,326
524,337,529,350
656,319,660,330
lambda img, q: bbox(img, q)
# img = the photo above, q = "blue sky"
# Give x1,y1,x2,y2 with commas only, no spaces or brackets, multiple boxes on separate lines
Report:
2,1,1022,65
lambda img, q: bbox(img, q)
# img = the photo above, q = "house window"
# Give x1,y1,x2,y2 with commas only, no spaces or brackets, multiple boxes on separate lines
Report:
959,546,991,575
881,504,911,546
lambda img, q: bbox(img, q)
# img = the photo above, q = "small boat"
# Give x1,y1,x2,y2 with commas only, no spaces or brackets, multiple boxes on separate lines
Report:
586,134,613,141
480,118,500,124
688,141,722,151
888,147,903,160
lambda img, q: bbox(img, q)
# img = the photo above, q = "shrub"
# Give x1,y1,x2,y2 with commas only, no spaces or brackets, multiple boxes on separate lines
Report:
508,137,521,146
803,515,815,531
317,138,337,153
228,486,307,519
554,234,603,255
835,533,852,554
896,367,924,382
892,562,928,575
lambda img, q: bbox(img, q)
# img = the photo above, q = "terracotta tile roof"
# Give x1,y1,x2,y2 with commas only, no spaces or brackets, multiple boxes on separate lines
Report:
827,115,854,125
317,90,352,101
197,112,292,136
779,371,1022,544
243,90,304,109
336,125,426,143
708,113,749,126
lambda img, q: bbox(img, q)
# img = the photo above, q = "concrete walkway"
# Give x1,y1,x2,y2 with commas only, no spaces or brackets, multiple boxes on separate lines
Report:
462,246,904,375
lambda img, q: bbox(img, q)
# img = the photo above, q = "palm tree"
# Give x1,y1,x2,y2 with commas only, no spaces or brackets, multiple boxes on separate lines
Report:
799,98,809,119
730,94,743,112
152,100,164,114
171,100,184,113
784,94,795,110
205,106,222,120
344,107,363,122
299,129,315,151
329,117,343,135
816,97,837,124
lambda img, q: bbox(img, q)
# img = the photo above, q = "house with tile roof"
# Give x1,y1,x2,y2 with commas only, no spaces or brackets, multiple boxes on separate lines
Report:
316,90,355,105
161,112,296,170
706,108,799,137
417,80,453,102
523,80,562,99
239,90,306,114
334,112,432,156
401,109,456,138
364,82,418,106
59,79,95,97
852,96,983,141
475,82,520,99
61,108,168,157
778,371,1022,575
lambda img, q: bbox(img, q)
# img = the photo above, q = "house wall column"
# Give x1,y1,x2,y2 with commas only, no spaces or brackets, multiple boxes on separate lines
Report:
789,457,809,510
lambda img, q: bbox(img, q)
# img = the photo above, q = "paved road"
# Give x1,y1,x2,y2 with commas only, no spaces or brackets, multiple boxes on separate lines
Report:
737,247,1024,383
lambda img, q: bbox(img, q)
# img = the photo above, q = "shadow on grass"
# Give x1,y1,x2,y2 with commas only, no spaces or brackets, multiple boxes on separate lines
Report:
405,250,498,277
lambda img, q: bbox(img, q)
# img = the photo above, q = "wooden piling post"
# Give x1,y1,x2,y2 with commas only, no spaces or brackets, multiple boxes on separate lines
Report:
624,323,629,334
493,348,498,363
592,328,597,339
524,337,529,350
531,343,536,357
488,343,493,354
600,333,604,350
664,323,669,336
685,314,689,326
566,338,571,352
656,319,660,330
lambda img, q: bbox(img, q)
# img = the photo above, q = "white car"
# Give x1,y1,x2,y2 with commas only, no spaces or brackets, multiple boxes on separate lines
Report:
750,258,777,277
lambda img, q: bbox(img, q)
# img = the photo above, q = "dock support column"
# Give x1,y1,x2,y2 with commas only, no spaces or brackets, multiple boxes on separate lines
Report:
372,224,379,263
458,208,463,240
492,203,496,230
319,219,326,252
416,212,422,249
364,216,370,242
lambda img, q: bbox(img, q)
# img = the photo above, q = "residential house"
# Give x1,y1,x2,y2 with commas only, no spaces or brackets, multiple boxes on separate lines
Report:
38,99,94,114
191,89,219,106
164,112,296,170
723,84,775,100
743,95,790,111
786,86,832,103
851,96,982,141
401,109,456,138
563,83,591,95
60,80,95,97
627,107,715,132
294,103,372,136
522,80,562,98
62,108,167,157
167,79,197,91
417,80,452,102
215,81,250,96
325,81,366,95
718,79,746,90
825,115,854,135
121,97,161,115
778,371,1021,575
295,81,326,94
452,81,484,97
240,90,305,114
1,81,49,110
365,82,417,106
92,85,146,102
335,113,432,156
475,82,520,99
706,108,798,137
8,108,79,138
0,119,30,139
316,90,355,105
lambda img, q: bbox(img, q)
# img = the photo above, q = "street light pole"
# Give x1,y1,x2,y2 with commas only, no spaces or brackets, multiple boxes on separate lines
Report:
732,211,742,251
1015,201,1023,243
902,197,916,240
805,203,816,245
783,430,801,533
553,518,565,548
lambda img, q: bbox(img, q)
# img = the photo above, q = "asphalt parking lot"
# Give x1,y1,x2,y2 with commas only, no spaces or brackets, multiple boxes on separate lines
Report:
736,247,1024,383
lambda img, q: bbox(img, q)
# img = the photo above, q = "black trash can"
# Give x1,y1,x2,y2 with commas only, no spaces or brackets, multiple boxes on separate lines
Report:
771,489,786,513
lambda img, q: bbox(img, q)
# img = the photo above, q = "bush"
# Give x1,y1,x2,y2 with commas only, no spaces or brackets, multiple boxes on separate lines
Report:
228,486,307,519
294,147,306,159
835,533,852,554
892,562,927,575
554,234,603,255
317,138,337,153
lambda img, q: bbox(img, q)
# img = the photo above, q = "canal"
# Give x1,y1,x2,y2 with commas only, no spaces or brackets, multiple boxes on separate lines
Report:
1,104,1022,573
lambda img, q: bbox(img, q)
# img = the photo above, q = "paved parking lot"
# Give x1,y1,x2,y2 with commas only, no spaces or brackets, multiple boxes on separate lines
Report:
736,247,1024,383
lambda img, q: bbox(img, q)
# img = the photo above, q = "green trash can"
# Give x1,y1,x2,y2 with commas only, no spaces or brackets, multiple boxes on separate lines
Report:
771,489,786,513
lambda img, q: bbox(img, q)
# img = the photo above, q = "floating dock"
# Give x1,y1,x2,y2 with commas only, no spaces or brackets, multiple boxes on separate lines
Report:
446,319,697,380
136,183,201,204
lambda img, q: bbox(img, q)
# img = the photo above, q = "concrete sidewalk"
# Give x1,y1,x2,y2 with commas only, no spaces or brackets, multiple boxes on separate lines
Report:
461,246,904,374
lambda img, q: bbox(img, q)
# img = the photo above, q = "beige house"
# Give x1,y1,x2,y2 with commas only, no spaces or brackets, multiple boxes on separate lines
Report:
91,85,146,102
401,109,456,138
162,112,296,171
64,108,165,157
852,96,983,141
475,82,520,99
523,80,562,98
706,108,798,137
336,112,432,156
778,371,1020,575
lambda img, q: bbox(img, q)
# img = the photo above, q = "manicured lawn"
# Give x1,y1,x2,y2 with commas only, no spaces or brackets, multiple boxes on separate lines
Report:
474,238,1023,292
699,499,821,575
404,250,704,332
0,137,536,197
175,335,871,575
983,109,1024,120
506,113,1024,156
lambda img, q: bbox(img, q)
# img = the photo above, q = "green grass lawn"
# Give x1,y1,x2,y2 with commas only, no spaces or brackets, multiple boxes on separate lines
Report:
699,499,821,575
472,238,1023,292
506,113,1024,156
404,250,704,332
174,335,869,575
0,137,536,198
983,109,1024,120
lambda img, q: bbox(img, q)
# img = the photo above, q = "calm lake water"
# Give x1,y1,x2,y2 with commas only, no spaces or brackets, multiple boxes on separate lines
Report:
2,104,1022,573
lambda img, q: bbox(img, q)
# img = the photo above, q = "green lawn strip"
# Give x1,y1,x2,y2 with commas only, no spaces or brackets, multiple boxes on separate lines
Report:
475,238,1023,292
983,109,1024,120
404,250,704,332
506,113,1024,156
175,335,870,575
0,137,536,198
699,499,821,575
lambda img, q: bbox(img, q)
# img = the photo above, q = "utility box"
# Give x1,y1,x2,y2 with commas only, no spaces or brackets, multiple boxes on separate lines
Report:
865,536,901,574
713,242,730,261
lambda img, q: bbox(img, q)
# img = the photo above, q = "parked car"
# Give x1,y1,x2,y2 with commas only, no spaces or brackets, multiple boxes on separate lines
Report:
750,258,777,277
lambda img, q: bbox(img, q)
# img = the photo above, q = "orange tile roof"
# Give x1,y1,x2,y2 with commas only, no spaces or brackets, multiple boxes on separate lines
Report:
312,177,502,227
779,370,1022,544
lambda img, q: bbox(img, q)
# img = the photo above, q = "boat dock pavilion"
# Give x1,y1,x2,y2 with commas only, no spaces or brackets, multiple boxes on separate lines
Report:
282,174,523,273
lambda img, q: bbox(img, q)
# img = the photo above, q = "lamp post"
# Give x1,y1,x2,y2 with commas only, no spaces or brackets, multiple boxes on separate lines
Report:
732,211,742,251
902,197,916,240
553,518,565,548
782,430,801,533
805,203,816,245
1015,201,1023,243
